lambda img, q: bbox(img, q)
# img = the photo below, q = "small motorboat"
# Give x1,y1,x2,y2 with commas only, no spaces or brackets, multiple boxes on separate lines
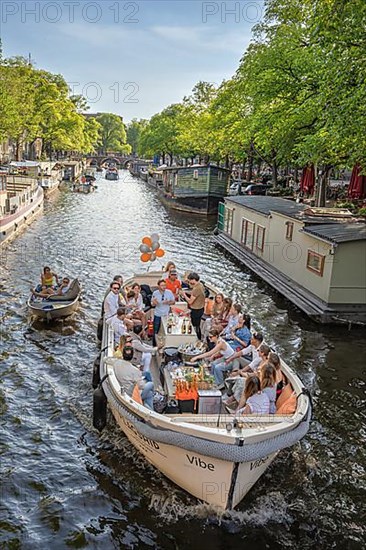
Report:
105,168,119,181
94,270,311,509
28,279,82,320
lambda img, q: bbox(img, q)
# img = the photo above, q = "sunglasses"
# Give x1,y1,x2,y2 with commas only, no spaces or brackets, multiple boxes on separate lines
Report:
112,286,120,290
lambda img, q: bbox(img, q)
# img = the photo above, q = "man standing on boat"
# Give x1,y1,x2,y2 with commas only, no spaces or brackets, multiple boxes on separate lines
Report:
179,272,205,340
151,279,175,345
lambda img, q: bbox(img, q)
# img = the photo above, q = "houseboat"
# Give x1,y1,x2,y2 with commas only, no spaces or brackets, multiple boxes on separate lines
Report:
62,160,85,182
215,196,366,325
38,161,64,196
147,168,164,190
0,164,43,245
129,160,152,178
159,165,231,215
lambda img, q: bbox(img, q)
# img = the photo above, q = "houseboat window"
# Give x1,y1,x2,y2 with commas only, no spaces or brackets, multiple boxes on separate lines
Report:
224,208,234,235
0,175,6,192
286,221,294,241
307,250,325,276
193,170,198,179
241,218,255,249
256,225,265,251
218,171,223,181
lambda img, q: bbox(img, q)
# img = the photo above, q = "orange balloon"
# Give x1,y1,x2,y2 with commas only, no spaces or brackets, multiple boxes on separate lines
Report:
140,253,151,262
155,248,165,258
142,236,152,247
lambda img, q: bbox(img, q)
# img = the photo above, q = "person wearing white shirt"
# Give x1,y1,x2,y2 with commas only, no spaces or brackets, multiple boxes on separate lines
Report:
109,307,129,347
104,281,121,320
151,279,175,344
225,333,264,372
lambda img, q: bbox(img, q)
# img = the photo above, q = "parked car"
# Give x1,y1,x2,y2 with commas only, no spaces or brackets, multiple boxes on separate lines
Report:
243,183,272,196
228,181,242,195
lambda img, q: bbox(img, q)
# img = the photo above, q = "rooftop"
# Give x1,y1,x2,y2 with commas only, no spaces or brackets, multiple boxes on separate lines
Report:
9,161,40,167
226,196,306,218
302,223,366,244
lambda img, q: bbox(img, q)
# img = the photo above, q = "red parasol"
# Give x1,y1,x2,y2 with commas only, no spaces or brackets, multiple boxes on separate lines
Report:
300,165,315,195
347,165,366,200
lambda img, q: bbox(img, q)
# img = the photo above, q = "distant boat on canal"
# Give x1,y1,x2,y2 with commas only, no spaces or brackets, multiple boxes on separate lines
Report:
105,168,119,181
28,279,82,320
0,162,44,245
157,165,231,215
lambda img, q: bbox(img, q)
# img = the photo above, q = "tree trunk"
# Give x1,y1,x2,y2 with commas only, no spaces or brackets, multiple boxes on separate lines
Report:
168,152,173,166
272,158,278,186
247,142,254,182
316,165,331,207
256,159,262,178
225,154,229,169
162,152,166,164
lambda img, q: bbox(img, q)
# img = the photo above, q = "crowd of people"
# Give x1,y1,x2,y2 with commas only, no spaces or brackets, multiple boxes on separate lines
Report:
102,262,291,416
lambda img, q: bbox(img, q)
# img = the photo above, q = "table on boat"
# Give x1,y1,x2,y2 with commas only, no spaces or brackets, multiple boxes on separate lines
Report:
158,310,197,348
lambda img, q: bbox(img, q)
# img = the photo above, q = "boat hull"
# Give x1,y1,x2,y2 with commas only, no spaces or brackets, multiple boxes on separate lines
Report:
110,400,277,508
158,192,223,216
28,296,80,319
0,186,44,245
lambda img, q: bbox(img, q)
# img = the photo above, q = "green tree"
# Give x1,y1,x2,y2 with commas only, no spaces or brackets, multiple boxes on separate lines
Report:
96,113,130,154
126,118,148,155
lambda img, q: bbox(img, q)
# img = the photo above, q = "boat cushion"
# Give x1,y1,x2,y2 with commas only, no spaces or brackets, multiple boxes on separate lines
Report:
275,392,297,415
47,279,81,302
275,383,293,409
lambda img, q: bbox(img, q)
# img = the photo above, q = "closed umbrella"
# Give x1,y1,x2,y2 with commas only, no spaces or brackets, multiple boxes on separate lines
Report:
300,165,315,195
347,165,366,199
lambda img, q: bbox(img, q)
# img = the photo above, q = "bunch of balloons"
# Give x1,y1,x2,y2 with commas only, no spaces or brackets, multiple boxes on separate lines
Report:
139,233,165,263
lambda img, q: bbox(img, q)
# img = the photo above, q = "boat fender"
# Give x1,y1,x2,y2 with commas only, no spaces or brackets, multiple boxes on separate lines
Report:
92,354,101,389
93,374,109,431
97,317,104,341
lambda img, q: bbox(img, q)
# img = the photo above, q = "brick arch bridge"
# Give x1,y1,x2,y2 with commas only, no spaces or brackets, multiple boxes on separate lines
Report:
86,155,138,168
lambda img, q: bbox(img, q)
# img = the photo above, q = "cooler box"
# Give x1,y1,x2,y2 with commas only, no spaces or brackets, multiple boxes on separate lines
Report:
197,390,222,415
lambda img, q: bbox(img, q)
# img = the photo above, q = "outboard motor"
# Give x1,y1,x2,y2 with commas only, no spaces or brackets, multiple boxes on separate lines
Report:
93,375,109,431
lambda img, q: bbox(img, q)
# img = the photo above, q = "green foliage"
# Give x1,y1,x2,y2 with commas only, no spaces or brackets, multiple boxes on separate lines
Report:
0,55,100,156
96,113,130,154
126,118,148,155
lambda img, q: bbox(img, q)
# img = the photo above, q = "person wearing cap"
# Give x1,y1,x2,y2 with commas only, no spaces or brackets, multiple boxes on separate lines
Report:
165,268,182,299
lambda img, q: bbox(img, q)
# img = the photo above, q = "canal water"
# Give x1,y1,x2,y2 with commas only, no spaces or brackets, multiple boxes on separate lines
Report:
0,171,365,549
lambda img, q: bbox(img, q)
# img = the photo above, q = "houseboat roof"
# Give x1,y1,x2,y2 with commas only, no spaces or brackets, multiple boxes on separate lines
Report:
9,161,40,167
161,164,231,172
302,223,366,244
226,196,306,217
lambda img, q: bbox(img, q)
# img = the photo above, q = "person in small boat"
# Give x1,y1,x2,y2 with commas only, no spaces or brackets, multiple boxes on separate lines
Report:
164,269,182,300
268,351,286,397
109,306,133,346
260,363,277,414
112,345,154,409
179,272,206,340
225,332,264,372
104,281,121,320
31,277,71,298
220,297,233,328
163,261,177,280
221,303,243,339
151,279,175,345
41,266,59,288
126,283,147,326
202,292,225,342
129,324,159,373
191,328,235,387
225,313,251,351
236,375,270,416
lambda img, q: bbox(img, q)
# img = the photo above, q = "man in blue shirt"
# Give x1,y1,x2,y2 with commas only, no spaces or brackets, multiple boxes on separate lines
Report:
151,279,175,344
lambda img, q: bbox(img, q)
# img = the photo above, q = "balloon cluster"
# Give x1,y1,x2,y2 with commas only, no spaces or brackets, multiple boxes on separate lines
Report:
139,233,165,263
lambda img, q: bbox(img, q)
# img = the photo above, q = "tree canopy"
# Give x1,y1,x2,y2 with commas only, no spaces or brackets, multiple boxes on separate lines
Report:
96,113,130,155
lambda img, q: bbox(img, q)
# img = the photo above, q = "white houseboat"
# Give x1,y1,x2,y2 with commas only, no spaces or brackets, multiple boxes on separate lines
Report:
215,196,366,325
39,161,64,196
0,163,43,245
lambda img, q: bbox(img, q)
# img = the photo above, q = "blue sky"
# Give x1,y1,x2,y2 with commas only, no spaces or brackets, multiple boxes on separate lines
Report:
1,1,264,121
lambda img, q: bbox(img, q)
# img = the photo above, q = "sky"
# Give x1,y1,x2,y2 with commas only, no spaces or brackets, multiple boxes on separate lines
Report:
0,1,264,122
